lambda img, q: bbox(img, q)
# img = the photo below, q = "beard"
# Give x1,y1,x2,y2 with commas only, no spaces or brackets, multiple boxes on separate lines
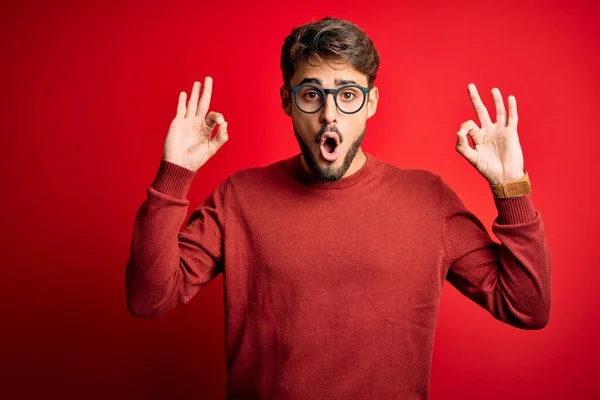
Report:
293,124,366,182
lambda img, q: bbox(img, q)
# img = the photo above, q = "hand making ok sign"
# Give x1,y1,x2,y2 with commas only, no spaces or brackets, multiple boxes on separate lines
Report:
163,77,229,172
455,83,525,184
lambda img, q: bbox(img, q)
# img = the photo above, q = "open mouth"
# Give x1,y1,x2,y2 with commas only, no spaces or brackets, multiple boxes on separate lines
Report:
319,132,340,161
323,137,337,153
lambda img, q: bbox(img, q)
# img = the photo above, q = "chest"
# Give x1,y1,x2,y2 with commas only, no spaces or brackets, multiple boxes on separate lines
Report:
228,191,444,297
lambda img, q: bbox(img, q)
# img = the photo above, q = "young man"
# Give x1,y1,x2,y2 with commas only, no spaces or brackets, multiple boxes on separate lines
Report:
126,17,551,400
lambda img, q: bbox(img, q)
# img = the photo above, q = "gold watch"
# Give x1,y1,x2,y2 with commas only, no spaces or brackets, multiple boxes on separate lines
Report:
491,171,531,198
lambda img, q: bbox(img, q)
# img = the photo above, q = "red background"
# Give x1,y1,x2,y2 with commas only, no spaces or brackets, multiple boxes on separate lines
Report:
2,0,598,398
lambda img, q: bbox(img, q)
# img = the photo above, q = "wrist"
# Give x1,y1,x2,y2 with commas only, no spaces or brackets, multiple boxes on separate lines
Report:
501,170,526,183
490,171,531,198
152,158,197,199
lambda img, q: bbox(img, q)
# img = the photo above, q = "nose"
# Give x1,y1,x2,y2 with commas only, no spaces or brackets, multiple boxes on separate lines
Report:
319,92,337,124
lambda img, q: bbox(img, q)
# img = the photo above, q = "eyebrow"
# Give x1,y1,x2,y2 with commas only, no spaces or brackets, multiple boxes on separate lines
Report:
297,77,359,87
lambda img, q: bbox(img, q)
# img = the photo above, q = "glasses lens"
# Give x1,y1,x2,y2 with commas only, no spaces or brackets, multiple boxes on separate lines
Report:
295,86,323,113
336,86,365,113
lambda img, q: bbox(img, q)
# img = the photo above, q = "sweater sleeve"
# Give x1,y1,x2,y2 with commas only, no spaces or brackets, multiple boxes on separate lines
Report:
441,178,551,329
125,158,228,318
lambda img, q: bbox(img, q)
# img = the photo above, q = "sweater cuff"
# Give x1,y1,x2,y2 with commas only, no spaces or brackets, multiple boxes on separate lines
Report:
494,193,537,225
151,158,196,199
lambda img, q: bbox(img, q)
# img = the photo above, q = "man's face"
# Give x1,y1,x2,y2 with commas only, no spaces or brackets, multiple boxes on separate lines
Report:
280,60,379,181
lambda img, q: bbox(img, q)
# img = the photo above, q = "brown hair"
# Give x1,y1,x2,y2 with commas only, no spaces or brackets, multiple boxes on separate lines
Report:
280,17,380,88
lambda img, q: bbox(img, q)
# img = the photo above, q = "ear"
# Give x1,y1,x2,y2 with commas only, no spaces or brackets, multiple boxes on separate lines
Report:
280,85,292,117
366,86,379,120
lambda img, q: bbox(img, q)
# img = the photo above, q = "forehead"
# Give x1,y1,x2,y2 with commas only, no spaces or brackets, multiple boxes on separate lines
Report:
290,59,368,87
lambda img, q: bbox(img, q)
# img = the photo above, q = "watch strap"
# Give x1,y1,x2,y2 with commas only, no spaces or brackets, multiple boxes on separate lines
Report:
491,171,531,198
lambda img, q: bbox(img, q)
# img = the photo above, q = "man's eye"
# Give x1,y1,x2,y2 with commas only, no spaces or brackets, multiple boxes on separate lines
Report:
341,92,355,100
305,91,321,100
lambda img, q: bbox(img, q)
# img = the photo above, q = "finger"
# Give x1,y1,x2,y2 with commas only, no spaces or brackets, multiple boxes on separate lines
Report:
492,87,506,126
176,91,187,118
204,111,225,130
507,95,518,128
186,81,201,118
458,120,479,136
196,76,213,117
467,83,492,126
208,121,229,156
456,130,478,166
459,120,484,146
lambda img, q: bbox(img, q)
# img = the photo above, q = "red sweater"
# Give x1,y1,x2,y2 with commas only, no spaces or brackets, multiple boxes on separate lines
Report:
126,152,551,399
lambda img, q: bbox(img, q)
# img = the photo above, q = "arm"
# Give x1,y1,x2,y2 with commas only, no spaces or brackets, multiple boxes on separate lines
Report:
125,158,228,318
446,83,551,328
125,78,230,318
442,179,551,329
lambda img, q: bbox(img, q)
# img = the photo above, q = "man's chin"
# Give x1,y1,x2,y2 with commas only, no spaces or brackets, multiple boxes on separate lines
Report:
309,149,347,181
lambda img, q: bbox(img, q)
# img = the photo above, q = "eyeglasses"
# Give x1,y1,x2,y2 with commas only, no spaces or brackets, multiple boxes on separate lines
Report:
290,84,371,114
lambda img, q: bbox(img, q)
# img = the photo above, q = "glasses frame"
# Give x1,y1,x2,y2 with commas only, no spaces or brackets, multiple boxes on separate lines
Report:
290,84,371,115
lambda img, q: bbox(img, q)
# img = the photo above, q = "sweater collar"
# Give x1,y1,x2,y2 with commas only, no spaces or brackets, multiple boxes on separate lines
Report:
288,151,377,190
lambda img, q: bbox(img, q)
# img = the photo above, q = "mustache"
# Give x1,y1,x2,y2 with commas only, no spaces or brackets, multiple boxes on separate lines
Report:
314,125,343,144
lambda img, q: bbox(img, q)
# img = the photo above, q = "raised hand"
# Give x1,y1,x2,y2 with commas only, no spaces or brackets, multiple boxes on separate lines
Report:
163,77,229,172
455,83,525,184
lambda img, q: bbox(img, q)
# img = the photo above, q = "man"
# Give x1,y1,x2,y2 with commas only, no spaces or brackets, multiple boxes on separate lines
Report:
126,17,551,400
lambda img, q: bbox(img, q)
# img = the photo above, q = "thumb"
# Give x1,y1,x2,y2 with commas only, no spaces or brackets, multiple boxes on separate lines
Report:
455,130,478,166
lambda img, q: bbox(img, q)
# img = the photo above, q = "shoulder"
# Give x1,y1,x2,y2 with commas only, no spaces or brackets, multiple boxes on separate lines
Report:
225,156,292,190
368,158,446,210
375,158,442,189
